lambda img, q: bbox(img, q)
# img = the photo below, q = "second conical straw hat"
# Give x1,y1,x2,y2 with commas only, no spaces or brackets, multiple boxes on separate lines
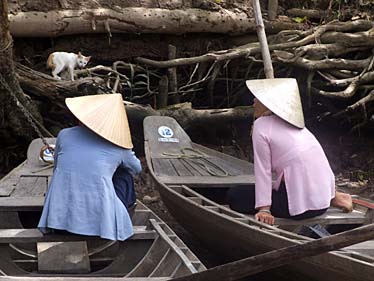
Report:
65,94,133,149
246,78,305,128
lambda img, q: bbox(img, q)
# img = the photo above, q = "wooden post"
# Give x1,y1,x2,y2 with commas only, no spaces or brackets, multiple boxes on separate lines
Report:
252,0,274,79
168,44,180,104
268,0,278,21
207,62,222,107
157,75,169,109
170,223,374,281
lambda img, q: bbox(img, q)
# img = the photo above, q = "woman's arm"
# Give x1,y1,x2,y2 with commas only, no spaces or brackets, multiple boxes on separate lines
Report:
255,207,275,225
252,124,273,209
120,150,142,176
252,121,274,225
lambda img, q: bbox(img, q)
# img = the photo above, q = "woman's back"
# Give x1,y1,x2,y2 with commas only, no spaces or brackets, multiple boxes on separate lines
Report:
39,126,137,240
55,126,125,175
253,115,335,215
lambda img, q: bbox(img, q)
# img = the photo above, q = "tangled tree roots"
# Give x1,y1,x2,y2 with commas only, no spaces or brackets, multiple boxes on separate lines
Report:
13,19,374,133
133,20,374,131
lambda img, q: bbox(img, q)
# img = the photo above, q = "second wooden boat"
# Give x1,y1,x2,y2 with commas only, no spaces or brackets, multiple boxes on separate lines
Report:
144,115,374,281
0,137,206,279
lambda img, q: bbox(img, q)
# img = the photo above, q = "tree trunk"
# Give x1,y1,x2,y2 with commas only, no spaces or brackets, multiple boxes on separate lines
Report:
16,64,105,100
125,101,253,132
8,8,303,37
0,0,41,144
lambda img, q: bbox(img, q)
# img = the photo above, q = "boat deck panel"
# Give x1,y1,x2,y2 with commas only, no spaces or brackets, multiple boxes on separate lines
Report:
11,176,47,197
150,152,255,187
168,158,194,176
144,116,255,187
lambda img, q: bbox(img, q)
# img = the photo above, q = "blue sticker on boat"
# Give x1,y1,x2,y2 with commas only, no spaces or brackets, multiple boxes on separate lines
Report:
158,126,174,138
158,126,179,142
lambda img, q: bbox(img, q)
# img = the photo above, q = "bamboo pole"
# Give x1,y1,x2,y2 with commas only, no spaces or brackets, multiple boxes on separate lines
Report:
170,223,374,281
252,0,274,78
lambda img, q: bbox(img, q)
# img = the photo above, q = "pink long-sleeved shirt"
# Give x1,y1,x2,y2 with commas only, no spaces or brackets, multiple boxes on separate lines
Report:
252,115,335,216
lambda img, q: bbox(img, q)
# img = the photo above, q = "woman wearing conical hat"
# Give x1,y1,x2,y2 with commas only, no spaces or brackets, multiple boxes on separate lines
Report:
38,94,141,240
228,78,352,225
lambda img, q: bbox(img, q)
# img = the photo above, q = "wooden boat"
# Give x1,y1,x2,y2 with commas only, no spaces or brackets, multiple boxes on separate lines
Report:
144,115,374,281
0,138,206,279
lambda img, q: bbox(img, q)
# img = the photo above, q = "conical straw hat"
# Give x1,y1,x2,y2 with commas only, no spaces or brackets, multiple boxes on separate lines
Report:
65,94,133,149
246,78,305,128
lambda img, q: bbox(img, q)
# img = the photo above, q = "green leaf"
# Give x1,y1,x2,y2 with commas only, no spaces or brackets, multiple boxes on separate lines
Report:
293,16,307,23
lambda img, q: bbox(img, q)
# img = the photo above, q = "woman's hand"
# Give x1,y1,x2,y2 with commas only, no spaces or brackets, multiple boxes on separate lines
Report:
255,210,275,225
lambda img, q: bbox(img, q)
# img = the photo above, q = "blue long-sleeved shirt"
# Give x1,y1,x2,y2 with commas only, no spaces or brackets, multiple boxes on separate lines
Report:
38,126,141,240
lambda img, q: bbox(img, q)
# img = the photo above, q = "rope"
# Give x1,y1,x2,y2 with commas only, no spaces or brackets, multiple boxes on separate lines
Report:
0,76,54,147
1,74,56,163
0,39,13,53
163,147,229,177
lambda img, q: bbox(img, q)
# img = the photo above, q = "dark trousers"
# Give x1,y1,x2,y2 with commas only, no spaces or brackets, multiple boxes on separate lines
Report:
227,182,327,220
112,169,136,209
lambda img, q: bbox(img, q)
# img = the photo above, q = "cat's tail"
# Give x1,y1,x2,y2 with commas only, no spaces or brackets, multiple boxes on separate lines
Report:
46,53,55,70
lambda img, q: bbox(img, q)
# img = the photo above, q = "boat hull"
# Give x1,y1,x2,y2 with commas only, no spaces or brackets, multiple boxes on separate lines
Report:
154,179,372,281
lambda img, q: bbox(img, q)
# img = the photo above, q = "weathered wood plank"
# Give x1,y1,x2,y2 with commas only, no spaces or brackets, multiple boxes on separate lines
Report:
128,237,170,277
0,227,157,243
12,176,48,197
343,240,374,256
153,158,178,177
37,241,90,273
274,209,368,226
169,159,193,176
205,157,240,176
192,143,254,174
157,175,255,187
177,159,201,176
0,162,24,196
0,196,44,211
182,159,210,176
170,224,374,281
0,183,16,197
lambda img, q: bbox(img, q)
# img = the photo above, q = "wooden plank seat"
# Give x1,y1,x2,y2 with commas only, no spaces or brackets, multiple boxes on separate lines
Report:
274,198,374,226
274,208,370,226
0,196,45,211
0,226,157,244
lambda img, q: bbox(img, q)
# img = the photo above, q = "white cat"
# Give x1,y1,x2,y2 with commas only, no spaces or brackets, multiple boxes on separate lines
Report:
47,52,91,81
